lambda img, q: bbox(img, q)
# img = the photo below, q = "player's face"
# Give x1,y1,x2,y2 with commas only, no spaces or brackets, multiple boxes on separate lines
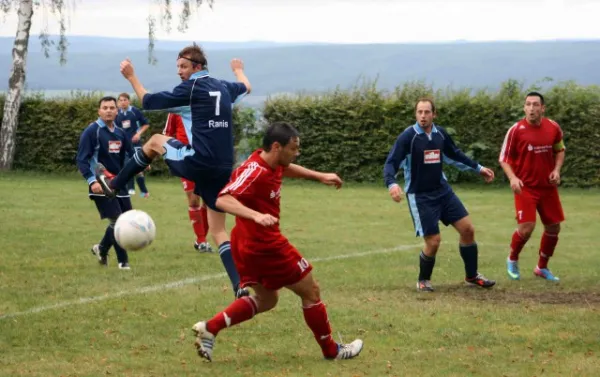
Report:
177,56,202,81
524,96,545,124
98,100,117,123
117,96,129,110
415,101,435,128
278,137,300,167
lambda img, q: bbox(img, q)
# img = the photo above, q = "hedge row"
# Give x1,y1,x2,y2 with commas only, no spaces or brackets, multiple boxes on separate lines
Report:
2,80,599,187
0,93,256,176
262,80,600,187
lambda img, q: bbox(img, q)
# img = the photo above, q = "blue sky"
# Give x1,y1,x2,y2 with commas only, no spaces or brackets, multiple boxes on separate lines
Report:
0,0,599,43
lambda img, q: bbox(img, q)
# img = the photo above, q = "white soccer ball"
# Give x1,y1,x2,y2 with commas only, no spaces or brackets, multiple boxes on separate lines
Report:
114,209,156,251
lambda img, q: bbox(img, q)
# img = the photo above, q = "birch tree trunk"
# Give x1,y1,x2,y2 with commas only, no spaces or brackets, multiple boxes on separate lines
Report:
0,0,34,170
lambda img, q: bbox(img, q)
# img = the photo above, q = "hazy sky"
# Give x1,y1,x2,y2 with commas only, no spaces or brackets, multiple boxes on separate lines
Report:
0,0,599,43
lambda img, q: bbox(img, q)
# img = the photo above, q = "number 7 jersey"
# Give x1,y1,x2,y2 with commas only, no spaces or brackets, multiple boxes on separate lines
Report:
141,70,248,169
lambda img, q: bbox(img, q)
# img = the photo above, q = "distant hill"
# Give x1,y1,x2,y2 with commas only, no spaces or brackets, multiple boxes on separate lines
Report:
0,36,599,99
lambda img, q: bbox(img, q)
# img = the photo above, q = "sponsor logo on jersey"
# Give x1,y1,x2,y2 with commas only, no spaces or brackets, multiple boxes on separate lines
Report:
424,149,441,164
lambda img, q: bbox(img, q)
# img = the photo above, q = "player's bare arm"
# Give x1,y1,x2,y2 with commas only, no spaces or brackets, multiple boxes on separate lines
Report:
549,150,565,185
231,59,252,94
283,164,343,189
120,59,149,102
216,194,278,227
499,161,524,194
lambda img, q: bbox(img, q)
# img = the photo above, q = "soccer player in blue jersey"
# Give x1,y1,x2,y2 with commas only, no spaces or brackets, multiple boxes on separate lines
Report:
95,43,251,298
115,92,150,197
384,98,496,292
76,96,134,270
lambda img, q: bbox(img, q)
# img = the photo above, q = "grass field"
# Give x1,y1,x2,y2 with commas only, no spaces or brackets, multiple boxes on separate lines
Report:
1,172,599,377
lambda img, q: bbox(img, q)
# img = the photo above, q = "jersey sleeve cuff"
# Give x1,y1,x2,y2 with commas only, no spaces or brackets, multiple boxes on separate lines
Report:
476,164,483,173
87,176,97,185
387,183,399,191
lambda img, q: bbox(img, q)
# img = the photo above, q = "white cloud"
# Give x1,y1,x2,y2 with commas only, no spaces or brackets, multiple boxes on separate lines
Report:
0,0,599,43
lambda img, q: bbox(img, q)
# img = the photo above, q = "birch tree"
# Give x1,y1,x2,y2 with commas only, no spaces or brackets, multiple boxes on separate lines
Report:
0,0,214,170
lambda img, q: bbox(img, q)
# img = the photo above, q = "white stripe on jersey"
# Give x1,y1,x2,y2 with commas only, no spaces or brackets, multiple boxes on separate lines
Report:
221,161,263,195
499,122,519,162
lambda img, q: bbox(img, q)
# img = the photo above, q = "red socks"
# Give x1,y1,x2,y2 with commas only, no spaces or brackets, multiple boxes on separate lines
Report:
303,301,339,358
205,296,258,336
509,230,527,261
188,206,208,243
538,232,558,269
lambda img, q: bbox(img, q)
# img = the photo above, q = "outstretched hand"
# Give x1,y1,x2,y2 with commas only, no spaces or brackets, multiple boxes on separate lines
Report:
319,173,343,189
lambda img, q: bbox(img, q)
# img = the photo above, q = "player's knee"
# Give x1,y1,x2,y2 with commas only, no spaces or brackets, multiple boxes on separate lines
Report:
253,291,278,313
461,224,475,241
303,279,321,303
519,223,536,238
425,234,442,249
544,223,560,234
188,196,200,207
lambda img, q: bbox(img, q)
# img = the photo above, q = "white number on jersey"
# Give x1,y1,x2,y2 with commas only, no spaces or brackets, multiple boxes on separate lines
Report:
209,91,221,116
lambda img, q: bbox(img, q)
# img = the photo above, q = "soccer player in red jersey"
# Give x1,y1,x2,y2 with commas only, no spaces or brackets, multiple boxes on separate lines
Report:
162,113,213,252
499,92,565,281
191,122,364,362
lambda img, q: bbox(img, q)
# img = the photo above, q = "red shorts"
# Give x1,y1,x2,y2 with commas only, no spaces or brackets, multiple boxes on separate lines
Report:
514,186,565,225
181,178,195,192
231,229,313,291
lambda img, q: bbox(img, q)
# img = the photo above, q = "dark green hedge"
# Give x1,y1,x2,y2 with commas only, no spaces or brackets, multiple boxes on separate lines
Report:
0,93,255,176
262,80,600,187
3,80,599,188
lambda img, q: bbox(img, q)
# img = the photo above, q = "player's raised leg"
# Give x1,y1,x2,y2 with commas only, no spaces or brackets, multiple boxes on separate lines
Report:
286,271,363,360
452,216,495,288
192,283,278,361
96,134,169,197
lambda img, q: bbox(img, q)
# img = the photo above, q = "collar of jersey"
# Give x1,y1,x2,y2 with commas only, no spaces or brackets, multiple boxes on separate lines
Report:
119,106,133,114
96,118,115,130
412,122,439,134
190,70,209,79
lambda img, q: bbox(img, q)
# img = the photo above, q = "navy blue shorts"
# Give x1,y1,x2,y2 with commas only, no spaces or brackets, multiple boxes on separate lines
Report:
406,189,468,237
162,138,231,212
92,196,132,220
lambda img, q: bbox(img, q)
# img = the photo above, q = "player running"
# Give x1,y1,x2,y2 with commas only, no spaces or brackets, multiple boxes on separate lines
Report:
499,91,565,282
191,122,364,362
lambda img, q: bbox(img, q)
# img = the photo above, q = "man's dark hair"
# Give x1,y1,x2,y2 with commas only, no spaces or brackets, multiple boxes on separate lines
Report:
98,96,117,107
177,42,208,69
118,92,130,100
263,122,300,152
414,97,436,113
525,91,545,105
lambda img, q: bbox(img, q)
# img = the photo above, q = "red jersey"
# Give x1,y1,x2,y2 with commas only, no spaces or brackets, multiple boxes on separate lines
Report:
499,117,565,189
162,113,189,144
219,150,287,248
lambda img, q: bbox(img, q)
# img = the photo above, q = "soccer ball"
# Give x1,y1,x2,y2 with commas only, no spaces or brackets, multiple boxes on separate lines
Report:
114,210,156,251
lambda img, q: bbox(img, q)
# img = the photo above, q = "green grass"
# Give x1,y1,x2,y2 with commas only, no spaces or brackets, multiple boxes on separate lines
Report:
1,172,599,377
